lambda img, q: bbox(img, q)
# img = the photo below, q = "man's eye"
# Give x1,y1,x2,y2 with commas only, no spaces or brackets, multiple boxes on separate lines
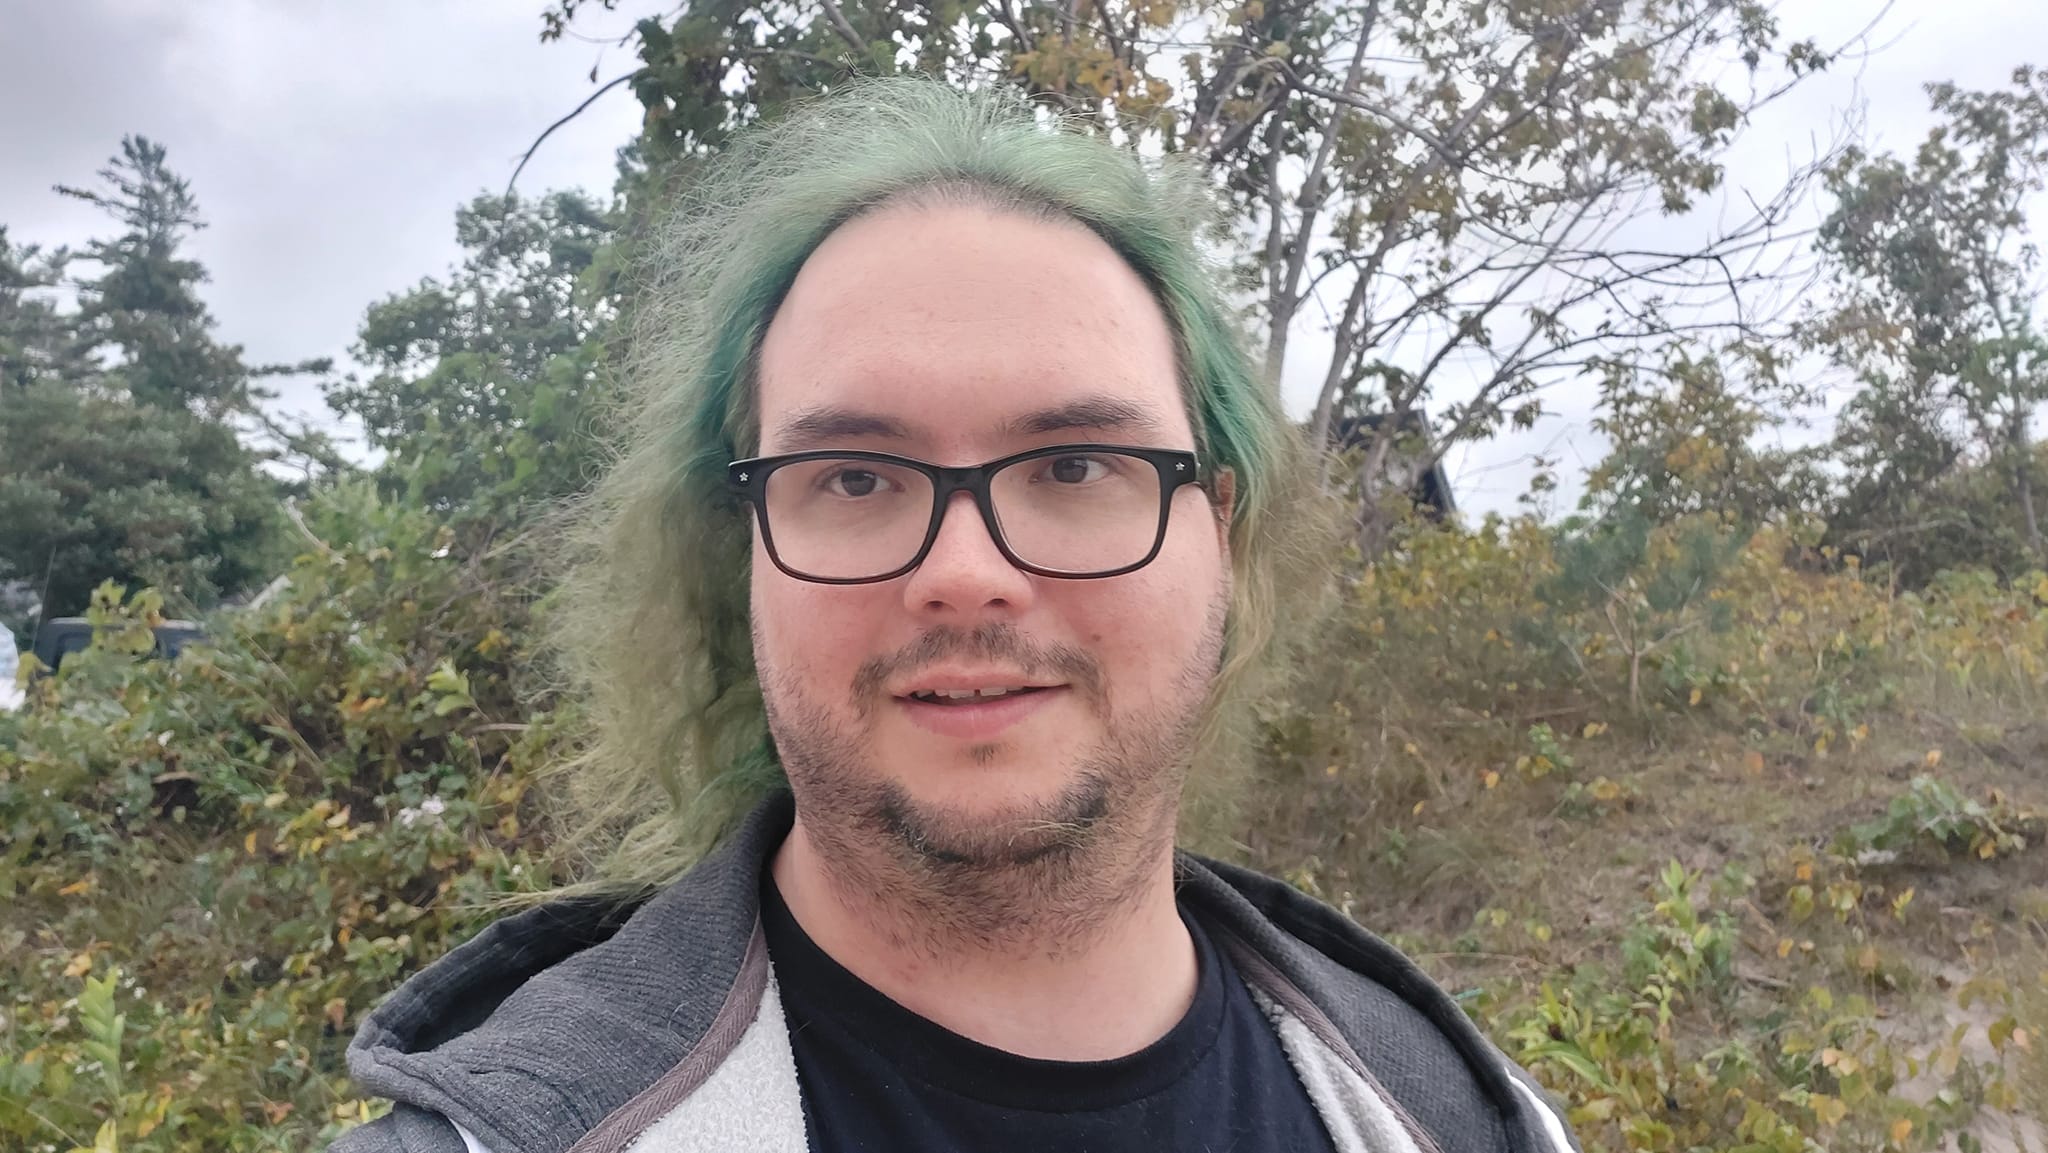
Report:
824,468,883,497
1045,455,1107,484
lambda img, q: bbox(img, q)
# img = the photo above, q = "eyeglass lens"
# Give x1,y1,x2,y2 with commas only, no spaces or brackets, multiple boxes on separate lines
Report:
761,450,1165,580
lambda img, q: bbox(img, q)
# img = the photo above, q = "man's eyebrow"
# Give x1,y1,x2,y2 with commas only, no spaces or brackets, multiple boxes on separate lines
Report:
772,406,917,451
1000,396,1165,438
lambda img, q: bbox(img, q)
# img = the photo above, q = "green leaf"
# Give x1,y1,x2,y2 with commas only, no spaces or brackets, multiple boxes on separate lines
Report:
1521,1040,1615,1092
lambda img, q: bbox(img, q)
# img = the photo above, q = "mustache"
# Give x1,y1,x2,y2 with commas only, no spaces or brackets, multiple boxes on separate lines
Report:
851,622,1105,715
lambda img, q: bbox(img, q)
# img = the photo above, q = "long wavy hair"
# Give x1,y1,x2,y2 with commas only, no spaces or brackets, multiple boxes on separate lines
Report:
545,76,1331,900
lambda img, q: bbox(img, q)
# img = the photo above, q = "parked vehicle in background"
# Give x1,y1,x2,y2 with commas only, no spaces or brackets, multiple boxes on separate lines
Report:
27,617,207,676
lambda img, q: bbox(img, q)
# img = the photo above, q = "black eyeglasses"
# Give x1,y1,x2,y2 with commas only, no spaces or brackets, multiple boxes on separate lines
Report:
726,443,1205,584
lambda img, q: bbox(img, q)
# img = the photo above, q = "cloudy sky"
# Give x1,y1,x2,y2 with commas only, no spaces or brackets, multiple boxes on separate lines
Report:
3,0,2045,516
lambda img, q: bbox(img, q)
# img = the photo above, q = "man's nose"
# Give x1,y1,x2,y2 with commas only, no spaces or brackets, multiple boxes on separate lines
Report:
900,491,1035,616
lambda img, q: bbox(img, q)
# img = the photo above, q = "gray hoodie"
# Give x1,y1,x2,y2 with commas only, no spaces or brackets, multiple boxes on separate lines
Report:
332,794,1579,1153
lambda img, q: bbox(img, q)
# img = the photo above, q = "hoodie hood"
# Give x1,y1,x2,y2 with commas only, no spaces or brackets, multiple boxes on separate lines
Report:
341,793,1574,1153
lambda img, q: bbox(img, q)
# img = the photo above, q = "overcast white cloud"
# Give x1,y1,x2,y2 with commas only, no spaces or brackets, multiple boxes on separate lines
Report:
3,0,2045,516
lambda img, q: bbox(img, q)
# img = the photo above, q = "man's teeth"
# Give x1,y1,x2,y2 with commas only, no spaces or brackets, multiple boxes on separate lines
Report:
912,687,1030,701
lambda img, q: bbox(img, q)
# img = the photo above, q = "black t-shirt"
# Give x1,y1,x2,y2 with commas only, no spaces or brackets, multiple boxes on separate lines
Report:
762,876,1339,1153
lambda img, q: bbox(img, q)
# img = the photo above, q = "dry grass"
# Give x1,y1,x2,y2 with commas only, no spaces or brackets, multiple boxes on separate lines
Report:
1234,522,2048,1150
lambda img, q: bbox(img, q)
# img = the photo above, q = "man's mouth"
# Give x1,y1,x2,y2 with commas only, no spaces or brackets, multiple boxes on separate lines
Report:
905,686,1050,705
892,682,1065,741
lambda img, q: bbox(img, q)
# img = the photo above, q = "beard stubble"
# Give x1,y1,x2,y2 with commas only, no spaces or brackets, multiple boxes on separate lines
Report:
758,587,1229,961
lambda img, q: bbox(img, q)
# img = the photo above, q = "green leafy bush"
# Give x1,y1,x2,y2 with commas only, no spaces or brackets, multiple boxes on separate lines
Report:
0,486,569,1151
8,498,2047,1151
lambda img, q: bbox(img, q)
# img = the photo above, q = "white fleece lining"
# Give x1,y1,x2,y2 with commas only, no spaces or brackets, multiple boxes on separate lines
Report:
1247,985,1426,1153
442,976,809,1153
622,971,810,1153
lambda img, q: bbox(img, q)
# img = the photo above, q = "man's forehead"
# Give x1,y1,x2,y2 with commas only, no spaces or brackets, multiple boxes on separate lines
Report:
761,392,1177,455
750,201,1193,454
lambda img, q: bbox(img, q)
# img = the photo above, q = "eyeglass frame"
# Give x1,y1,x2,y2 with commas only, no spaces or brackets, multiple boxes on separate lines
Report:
725,442,1208,585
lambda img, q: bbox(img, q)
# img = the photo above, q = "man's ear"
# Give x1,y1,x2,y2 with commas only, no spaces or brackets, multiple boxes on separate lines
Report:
1211,467,1237,535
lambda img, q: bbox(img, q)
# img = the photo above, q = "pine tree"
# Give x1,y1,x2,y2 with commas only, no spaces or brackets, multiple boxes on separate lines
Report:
329,189,618,527
0,138,295,627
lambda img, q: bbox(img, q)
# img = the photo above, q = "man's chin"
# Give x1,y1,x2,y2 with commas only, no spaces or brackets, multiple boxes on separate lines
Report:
868,771,1113,870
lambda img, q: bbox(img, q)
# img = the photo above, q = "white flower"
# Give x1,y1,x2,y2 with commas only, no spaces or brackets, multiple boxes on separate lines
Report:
398,795,447,828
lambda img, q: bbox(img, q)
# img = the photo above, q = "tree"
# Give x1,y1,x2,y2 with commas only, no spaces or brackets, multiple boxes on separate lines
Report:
327,190,620,528
0,229,88,391
1582,344,1820,528
1533,507,1746,715
1815,67,2048,573
544,0,1852,554
0,138,301,627
0,384,283,626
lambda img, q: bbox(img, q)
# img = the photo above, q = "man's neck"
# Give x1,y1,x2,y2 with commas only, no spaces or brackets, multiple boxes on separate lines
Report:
768,817,1197,1062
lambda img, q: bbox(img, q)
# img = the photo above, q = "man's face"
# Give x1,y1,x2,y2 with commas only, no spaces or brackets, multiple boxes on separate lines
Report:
750,200,1232,874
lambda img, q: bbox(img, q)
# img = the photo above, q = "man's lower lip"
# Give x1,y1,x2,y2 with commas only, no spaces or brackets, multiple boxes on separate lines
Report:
894,688,1064,740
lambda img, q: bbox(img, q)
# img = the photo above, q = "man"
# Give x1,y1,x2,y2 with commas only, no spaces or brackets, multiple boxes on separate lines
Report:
337,78,1578,1153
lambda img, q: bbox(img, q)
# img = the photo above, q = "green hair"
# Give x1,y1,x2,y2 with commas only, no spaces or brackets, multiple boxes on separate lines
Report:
546,76,1329,899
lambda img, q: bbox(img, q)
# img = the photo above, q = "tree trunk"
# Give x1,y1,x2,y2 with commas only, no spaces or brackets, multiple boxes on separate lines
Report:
2013,406,2045,561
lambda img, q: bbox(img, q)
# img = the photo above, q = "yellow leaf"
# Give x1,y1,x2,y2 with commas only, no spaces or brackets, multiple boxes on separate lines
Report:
1412,801,1425,816
1811,1093,1847,1127
1891,1117,1913,1146
1925,749,1943,769
1990,1015,2017,1052
1324,764,1339,777
1689,687,1703,706
245,831,259,855
63,951,93,978
1482,770,1501,790
1777,937,1795,959
1794,860,1813,883
58,876,95,897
